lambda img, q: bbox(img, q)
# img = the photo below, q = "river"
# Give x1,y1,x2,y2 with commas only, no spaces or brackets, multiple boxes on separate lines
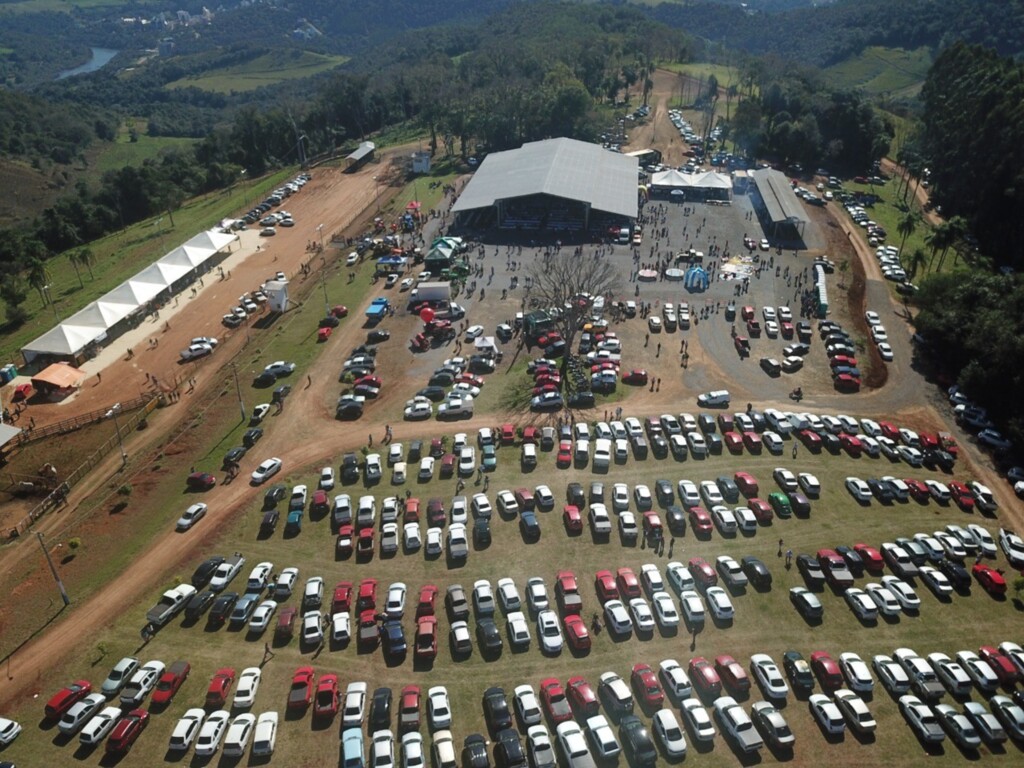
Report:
56,47,119,80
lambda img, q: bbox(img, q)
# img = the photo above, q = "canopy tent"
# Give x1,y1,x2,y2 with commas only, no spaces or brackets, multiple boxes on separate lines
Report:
473,336,498,353
651,170,732,197
684,265,710,292
0,423,22,452
21,229,236,365
31,362,87,391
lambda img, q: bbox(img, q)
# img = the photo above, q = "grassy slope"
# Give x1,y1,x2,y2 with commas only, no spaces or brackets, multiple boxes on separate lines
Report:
87,121,199,177
164,51,349,94
824,46,932,97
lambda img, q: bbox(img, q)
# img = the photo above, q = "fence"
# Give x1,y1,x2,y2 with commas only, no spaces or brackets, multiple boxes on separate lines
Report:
6,396,159,541
11,395,153,449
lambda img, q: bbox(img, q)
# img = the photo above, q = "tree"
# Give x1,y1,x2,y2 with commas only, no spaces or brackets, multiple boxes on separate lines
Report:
526,251,621,380
69,247,94,288
896,209,920,260
907,247,928,280
26,257,49,304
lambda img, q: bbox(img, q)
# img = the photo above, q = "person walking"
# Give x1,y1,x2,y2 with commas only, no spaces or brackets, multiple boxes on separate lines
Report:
785,549,793,567
263,642,275,662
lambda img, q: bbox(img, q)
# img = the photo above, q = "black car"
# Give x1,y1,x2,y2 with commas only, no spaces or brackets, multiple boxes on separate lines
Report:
698,414,717,434
937,557,971,590
650,434,668,459
665,505,686,535
821,432,841,453
706,432,723,455
474,517,492,547
483,687,512,733
835,546,864,576
370,687,392,730
243,428,263,448
789,588,823,620
209,592,239,625
631,435,649,459
260,509,279,536
495,728,526,768
428,372,455,387
408,441,423,462
477,620,504,655
923,449,955,471
796,554,826,588
253,371,277,387
463,734,490,768
519,512,541,542
670,437,688,460
367,329,391,344
341,453,360,483
741,556,772,589
716,476,740,503
866,478,894,503
184,590,216,621
223,446,247,467
619,715,657,767
336,401,363,420
263,483,287,509
567,482,585,508
655,480,674,506
417,386,447,402
568,391,595,408
783,650,815,691
191,556,225,588
272,385,291,403
381,621,407,657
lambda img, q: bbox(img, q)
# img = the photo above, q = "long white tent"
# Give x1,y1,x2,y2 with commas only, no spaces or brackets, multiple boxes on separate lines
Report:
22,229,237,363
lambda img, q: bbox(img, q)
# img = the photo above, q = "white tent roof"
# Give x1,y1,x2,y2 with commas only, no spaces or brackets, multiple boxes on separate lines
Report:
23,323,104,357
161,246,206,269
650,169,691,188
153,260,192,284
184,230,236,253
652,169,731,189
64,303,110,329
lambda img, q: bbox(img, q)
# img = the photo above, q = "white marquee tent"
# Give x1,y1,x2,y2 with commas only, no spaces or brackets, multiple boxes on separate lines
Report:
21,229,237,363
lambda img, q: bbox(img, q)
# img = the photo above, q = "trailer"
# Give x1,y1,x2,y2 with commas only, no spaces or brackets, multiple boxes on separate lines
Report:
366,297,390,320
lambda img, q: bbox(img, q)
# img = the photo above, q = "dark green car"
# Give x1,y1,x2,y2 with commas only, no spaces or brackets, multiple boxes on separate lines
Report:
768,491,792,518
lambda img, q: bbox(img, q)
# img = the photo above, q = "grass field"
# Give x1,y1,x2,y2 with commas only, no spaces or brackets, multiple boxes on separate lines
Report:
0,0,142,13
5,397,1022,766
824,47,932,98
87,121,199,177
165,51,348,94
0,168,294,365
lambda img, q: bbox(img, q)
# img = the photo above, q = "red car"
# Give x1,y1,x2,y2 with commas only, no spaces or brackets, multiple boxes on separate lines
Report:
631,664,664,708
541,678,573,724
567,676,599,717
978,646,1019,685
44,680,92,720
878,421,900,440
287,666,315,711
537,332,562,347
741,306,755,321
356,527,374,556
333,581,354,613
557,442,573,469
533,383,559,397
535,374,562,387
839,434,863,456
404,498,421,523
780,322,794,339
642,512,663,541
354,375,383,388
186,471,217,490
205,668,236,708
105,708,148,755
972,563,1007,595
834,373,861,392
416,585,438,618
852,543,884,572
591,362,618,374
622,369,649,385
357,578,379,612
734,471,759,497
331,305,349,318
949,482,975,511
457,374,485,388
809,652,843,690
522,426,539,444
919,432,940,450
314,673,339,719
151,661,190,706
748,498,774,524
904,479,930,502
415,616,438,660
336,525,355,557
723,431,744,454
689,506,713,535
688,657,722,697
714,655,751,693
500,424,516,444
556,571,581,615
797,429,822,450
563,505,582,533
687,557,718,589
742,431,763,453
399,685,421,732
829,355,858,369
563,615,591,652
595,570,619,603
616,568,641,599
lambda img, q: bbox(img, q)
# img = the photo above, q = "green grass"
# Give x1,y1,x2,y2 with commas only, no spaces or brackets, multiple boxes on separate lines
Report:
165,51,348,94
5,411,1021,767
0,168,294,365
0,0,141,13
825,46,932,97
88,121,199,177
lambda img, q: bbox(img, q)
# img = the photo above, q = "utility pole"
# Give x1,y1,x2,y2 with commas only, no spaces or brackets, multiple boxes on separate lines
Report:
230,364,246,422
37,532,71,606
106,403,127,467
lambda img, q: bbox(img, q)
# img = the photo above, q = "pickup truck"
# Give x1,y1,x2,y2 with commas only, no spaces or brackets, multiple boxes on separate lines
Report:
365,297,389,320
358,609,380,649
151,661,191,706
209,553,246,592
437,396,474,419
146,584,197,627
714,696,763,753
556,571,582,615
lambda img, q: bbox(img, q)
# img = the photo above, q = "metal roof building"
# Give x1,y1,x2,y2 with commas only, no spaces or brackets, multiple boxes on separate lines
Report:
452,138,638,232
750,168,808,238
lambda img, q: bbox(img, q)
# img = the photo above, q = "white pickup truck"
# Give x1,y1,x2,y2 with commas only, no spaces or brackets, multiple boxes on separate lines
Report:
145,584,197,627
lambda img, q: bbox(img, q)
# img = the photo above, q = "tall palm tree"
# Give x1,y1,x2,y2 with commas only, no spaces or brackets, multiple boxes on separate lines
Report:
924,222,952,273
936,216,969,272
907,248,928,280
26,258,49,304
78,246,95,280
896,210,920,260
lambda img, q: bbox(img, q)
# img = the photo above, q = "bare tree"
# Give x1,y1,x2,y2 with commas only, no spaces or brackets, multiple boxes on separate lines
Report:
526,250,622,376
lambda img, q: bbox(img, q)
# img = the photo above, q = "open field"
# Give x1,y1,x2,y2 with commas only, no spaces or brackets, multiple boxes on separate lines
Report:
165,51,349,94
0,0,145,14
87,122,199,177
824,47,931,98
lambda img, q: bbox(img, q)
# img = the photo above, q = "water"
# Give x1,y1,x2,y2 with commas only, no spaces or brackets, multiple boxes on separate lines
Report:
56,47,118,80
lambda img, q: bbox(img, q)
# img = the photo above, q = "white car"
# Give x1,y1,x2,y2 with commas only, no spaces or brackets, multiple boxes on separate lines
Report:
264,361,296,377
677,480,701,507
659,659,692,700
425,528,442,556
681,698,715,741
223,713,256,757
195,710,231,756
465,325,484,339
180,342,214,361
880,575,921,611
927,653,972,696
705,587,734,621
537,609,563,653
651,592,679,628
864,583,900,616
877,342,894,360
252,712,278,757
275,569,298,598
834,689,876,734
585,715,620,758
750,654,789,699
955,651,999,692
403,523,421,551
845,587,878,621
798,472,821,497
999,528,1024,568
167,708,206,751
402,732,425,768
248,600,278,633
603,600,632,635
427,686,451,729
497,578,521,612
250,457,282,484
372,730,395,768
845,477,871,502
628,597,655,632
386,582,408,617
808,694,845,735
514,685,543,727
918,565,953,597
507,612,531,647
58,693,106,736
873,655,911,695
839,653,874,693
343,682,368,727
526,577,549,612
302,610,323,646
652,709,687,757
176,502,207,531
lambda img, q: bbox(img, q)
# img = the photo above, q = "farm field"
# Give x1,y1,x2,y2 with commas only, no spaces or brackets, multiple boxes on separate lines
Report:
165,51,349,94
824,47,932,97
